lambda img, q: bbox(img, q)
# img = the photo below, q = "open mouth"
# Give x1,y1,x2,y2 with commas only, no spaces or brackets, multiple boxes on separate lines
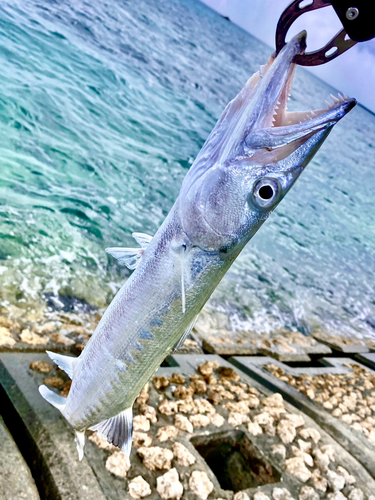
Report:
237,31,357,164
258,32,356,132
180,31,356,201
268,76,355,132
272,85,353,129
215,31,356,166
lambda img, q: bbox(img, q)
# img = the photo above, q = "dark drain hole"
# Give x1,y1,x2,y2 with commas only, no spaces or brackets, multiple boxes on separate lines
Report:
160,356,179,367
191,430,280,492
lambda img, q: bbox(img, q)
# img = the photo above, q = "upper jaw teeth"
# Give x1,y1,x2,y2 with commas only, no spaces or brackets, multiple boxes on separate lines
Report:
271,99,283,125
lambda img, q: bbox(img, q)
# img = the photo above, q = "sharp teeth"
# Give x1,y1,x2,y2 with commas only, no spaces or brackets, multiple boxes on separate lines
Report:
338,93,344,102
325,100,331,109
330,93,340,104
343,92,348,99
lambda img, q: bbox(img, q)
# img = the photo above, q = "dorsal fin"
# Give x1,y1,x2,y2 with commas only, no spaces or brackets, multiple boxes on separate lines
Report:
46,351,78,379
106,232,153,270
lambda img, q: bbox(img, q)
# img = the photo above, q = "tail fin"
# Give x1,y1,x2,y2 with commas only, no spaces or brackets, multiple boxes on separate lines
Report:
46,351,77,379
39,385,86,461
39,385,66,412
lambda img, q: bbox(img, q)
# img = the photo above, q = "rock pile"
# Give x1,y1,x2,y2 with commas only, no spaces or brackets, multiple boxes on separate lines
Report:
265,363,375,445
83,360,373,499
0,310,98,351
194,312,328,358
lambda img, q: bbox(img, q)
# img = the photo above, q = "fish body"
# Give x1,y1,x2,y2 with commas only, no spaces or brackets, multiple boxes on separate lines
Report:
39,31,356,460
64,206,233,427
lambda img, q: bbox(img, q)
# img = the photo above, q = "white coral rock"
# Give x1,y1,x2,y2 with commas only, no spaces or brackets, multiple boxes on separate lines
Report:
285,457,311,483
188,471,214,500
157,468,183,499
172,442,196,466
105,451,130,478
128,476,152,499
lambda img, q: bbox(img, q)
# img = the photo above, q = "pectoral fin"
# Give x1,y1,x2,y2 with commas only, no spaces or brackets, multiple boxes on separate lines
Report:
105,247,144,269
106,232,153,270
132,232,153,248
181,257,186,314
89,407,133,459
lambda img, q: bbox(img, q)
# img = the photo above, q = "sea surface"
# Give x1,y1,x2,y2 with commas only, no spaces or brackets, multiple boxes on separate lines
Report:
0,0,374,339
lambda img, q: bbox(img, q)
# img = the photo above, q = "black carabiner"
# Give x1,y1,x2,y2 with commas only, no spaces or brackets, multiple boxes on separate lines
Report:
275,0,375,66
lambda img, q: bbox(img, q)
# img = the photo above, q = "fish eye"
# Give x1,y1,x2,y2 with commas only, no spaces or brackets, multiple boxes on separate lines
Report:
251,178,281,210
258,184,274,200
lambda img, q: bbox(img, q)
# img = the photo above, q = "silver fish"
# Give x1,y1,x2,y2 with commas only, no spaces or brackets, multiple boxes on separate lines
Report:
39,31,356,460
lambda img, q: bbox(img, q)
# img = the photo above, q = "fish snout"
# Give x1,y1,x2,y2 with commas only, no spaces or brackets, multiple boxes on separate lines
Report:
275,30,307,62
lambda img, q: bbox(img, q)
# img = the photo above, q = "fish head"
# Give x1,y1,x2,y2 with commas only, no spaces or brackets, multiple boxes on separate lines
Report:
178,31,356,252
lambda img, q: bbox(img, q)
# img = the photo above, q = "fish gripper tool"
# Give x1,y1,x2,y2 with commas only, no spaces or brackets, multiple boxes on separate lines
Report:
275,0,375,66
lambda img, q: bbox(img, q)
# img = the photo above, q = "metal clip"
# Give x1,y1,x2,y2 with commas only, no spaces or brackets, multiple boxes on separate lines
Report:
275,0,357,66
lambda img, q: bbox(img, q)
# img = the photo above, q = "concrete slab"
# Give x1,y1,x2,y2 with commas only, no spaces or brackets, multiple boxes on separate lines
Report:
0,416,40,500
2,352,375,499
355,352,375,371
0,337,82,355
0,310,203,356
312,333,371,354
229,356,375,480
0,335,203,356
200,338,260,356
259,343,331,363
0,354,108,500
173,333,204,354
195,329,331,361
92,353,375,498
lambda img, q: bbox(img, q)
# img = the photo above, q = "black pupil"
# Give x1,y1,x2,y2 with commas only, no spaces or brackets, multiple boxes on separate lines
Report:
259,184,274,200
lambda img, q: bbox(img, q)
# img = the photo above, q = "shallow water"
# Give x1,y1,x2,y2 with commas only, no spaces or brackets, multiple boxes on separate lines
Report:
0,0,374,339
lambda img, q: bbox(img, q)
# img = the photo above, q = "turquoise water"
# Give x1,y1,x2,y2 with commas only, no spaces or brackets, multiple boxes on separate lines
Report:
0,0,374,339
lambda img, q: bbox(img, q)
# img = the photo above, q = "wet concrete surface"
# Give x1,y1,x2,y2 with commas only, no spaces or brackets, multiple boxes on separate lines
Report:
0,416,40,500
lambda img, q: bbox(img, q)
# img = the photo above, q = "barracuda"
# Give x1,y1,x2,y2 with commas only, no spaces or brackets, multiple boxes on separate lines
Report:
39,31,356,460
